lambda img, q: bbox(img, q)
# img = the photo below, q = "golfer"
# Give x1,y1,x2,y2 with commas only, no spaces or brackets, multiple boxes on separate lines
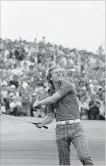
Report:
33,66,94,165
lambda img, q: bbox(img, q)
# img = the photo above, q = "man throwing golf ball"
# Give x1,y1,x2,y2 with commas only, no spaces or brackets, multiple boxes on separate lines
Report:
33,65,94,165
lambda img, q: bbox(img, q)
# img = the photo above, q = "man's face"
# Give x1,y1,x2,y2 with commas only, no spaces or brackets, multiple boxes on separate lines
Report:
51,68,63,83
3,85,6,90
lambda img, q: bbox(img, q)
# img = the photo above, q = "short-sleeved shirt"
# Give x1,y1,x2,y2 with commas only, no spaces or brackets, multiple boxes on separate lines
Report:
47,80,80,122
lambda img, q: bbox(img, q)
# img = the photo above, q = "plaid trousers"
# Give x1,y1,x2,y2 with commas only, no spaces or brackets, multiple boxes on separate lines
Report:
56,122,94,165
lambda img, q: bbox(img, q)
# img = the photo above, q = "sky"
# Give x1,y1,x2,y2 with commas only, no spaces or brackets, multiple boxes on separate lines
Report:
1,1,105,53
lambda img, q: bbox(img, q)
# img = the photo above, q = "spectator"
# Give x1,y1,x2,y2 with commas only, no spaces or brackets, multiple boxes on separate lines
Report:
9,96,22,116
9,75,19,88
79,96,89,119
21,89,32,116
30,92,37,117
88,94,100,120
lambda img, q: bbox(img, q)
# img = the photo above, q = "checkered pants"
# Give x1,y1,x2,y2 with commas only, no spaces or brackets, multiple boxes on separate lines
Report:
56,122,94,165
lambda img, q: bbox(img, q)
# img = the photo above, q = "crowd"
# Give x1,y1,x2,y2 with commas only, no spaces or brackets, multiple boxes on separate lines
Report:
0,37,105,120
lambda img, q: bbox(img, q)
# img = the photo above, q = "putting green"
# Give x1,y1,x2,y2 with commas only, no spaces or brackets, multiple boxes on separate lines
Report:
1,116,105,165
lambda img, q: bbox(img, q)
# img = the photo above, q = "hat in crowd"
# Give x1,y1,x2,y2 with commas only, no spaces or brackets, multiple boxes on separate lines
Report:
12,96,17,99
32,92,37,96
11,85,15,89
89,79,92,83
9,92,14,97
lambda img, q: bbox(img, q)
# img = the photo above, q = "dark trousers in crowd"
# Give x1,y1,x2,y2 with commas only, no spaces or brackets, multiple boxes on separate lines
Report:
22,104,31,116
88,106,99,120
56,122,94,165
30,105,35,117
9,106,22,116
3,98,10,114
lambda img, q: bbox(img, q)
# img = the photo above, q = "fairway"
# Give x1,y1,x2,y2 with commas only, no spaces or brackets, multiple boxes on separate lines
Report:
1,116,105,166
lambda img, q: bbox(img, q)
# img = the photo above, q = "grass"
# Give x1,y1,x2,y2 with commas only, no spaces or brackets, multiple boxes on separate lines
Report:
1,116,105,165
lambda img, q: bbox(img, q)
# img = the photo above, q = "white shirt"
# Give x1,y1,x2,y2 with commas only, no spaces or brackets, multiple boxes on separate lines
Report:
10,101,22,109
1,90,8,98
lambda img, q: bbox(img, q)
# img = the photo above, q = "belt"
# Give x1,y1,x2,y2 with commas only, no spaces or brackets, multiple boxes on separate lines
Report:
56,119,80,125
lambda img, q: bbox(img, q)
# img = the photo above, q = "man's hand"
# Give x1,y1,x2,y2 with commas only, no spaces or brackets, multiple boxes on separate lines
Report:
33,100,40,109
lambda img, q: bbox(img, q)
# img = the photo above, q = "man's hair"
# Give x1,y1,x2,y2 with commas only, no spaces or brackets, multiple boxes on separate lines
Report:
47,65,66,95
